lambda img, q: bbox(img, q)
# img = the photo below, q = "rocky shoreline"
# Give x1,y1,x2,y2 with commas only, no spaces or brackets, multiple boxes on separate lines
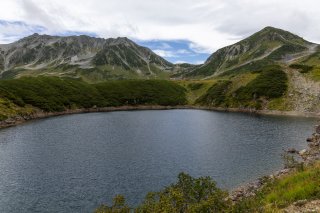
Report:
1,105,320,129
230,124,320,202
0,105,192,129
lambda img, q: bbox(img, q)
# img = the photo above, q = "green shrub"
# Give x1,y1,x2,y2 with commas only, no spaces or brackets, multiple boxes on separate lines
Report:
0,77,104,111
196,80,232,106
95,163,320,212
236,68,288,101
97,173,230,213
0,114,8,121
187,83,204,91
289,64,314,73
0,77,187,112
95,195,130,213
95,80,187,106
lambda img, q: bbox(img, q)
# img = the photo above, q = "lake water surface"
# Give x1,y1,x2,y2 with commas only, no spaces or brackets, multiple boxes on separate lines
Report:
0,109,316,212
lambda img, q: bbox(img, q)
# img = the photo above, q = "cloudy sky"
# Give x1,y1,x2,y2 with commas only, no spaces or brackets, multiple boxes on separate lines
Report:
0,0,319,64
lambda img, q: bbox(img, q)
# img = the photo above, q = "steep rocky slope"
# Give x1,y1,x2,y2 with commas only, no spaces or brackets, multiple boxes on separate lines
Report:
0,34,173,80
178,26,317,78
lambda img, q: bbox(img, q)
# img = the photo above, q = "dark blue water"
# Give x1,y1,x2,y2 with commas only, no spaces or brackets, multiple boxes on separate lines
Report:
0,110,316,212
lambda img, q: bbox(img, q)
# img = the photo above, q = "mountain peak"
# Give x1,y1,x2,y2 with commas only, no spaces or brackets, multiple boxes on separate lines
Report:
253,26,307,43
260,26,280,32
113,37,132,44
31,33,40,37
181,27,313,78
17,33,54,43
257,26,293,35
0,33,173,79
116,36,129,41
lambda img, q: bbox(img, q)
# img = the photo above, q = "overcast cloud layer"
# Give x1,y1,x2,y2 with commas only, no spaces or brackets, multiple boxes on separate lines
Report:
0,0,319,63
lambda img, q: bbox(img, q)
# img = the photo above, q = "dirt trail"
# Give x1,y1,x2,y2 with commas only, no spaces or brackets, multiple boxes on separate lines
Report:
283,44,319,64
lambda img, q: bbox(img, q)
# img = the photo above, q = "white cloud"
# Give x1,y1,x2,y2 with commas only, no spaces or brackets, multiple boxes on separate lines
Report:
153,48,196,58
0,20,46,43
194,60,205,65
0,0,320,51
188,43,213,54
159,43,172,49
176,49,192,54
153,50,176,58
174,60,188,64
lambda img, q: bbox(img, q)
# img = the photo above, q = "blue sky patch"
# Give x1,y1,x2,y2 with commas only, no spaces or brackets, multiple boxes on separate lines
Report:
0,19,210,64
136,40,210,64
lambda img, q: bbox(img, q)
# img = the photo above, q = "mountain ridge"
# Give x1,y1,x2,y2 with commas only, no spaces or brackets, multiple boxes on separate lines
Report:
177,26,318,78
0,26,319,80
0,33,173,80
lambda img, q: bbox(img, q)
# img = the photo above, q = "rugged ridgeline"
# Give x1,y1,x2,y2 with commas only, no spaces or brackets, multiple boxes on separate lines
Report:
176,26,317,78
1,26,319,82
0,34,173,80
1,26,320,115
177,27,320,113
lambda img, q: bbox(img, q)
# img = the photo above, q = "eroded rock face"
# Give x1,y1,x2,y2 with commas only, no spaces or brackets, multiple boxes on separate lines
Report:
283,199,320,213
0,34,173,78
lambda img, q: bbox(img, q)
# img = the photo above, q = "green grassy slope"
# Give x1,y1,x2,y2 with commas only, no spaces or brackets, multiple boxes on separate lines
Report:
1,64,171,82
233,162,320,212
0,77,187,120
288,47,320,81
195,66,288,110
180,26,312,78
0,66,294,122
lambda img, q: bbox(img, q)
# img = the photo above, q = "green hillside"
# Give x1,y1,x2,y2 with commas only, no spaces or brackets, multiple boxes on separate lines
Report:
0,77,187,120
178,26,313,78
195,66,288,110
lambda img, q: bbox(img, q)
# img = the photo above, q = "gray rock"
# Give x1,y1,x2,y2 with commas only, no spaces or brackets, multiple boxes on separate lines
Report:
299,149,307,155
307,137,313,142
287,148,298,153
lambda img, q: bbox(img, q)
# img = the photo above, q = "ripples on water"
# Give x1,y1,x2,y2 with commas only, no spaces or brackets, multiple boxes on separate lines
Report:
0,110,316,212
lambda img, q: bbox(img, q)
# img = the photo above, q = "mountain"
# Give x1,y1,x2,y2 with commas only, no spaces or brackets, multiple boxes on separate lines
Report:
1,27,319,81
0,34,173,80
172,27,320,113
178,26,318,78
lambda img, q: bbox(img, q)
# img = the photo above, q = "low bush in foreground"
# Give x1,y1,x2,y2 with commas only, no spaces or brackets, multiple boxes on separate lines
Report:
95,173,230,213
95,162,320,213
